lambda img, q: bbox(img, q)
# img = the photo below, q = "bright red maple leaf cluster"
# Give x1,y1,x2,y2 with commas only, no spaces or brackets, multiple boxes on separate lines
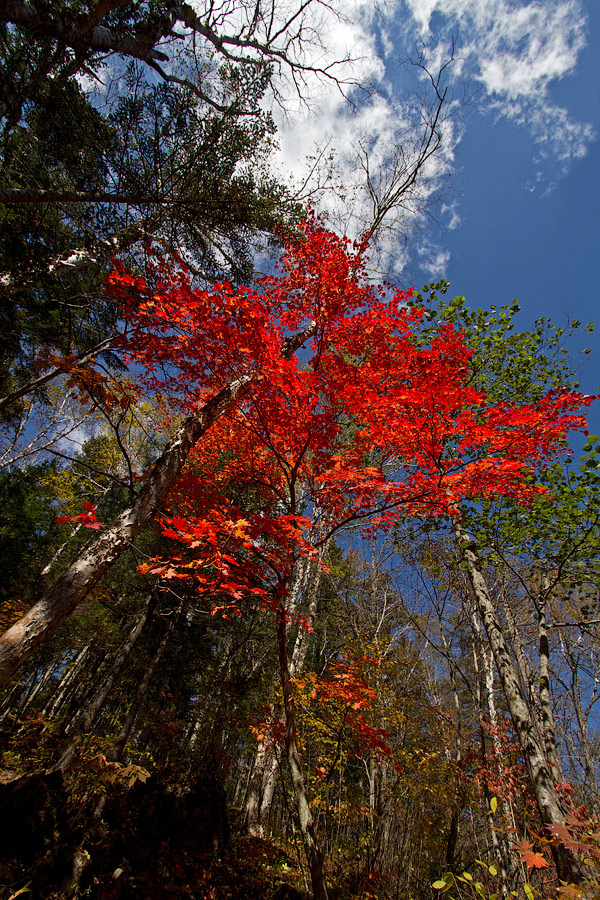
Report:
56,501,103,531
107,220,592,611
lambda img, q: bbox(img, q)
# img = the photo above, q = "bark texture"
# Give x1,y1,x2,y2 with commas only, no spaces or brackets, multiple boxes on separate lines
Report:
455,526,581,884
277,595,328,900
0,323,315,688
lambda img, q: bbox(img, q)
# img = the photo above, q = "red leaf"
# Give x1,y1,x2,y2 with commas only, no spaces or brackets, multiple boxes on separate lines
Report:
513,839,550,869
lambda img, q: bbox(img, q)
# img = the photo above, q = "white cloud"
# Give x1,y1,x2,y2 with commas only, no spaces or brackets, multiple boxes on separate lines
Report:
182,0,594,275
441,201,461,231
264,0,461,275
401,0,595,170
272,87,458,277
415,241,451,280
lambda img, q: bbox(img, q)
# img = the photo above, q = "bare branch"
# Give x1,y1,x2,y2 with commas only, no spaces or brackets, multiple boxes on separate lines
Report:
0,337,114,413
0,0,359,96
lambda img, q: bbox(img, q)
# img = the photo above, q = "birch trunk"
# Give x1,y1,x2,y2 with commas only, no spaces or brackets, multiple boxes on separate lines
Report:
0,324,315,688
537,590,561,781
246,553,323,836
456,526,581,884
499,597,546,746
276,578,328,900
469,616,511,891
0,223,146,298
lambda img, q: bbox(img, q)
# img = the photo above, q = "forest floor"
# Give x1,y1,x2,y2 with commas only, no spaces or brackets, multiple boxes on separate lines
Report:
0,761,333,900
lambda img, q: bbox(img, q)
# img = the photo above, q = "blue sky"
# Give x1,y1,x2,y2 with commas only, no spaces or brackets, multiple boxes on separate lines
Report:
429,2,600,434
273,0,600,439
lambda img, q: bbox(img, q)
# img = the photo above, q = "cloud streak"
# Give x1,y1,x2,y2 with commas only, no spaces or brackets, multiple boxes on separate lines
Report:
261,0,594,274
401,0,595,170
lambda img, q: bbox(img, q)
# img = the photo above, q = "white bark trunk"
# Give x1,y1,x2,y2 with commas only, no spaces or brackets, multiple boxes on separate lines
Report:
277,594,328,900
456,526,580,883
0,225,145,298
0,323,316,688
246,552,323,836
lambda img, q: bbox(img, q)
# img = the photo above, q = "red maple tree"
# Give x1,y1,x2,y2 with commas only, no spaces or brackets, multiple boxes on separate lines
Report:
112,219,590,604
106,219,592,899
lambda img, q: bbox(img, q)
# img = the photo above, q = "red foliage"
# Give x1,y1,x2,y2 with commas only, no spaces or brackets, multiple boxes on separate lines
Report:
104,219,598,812
513,838,550,869
461,716,530,804
297,656,396,762
107,220,591,618
56,501,104,531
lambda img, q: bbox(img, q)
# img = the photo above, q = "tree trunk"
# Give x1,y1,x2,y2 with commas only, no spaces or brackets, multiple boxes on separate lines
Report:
455,526,581,884
17,660,58,716
438,628,464,871
499,596,547,748
559,634,600,816
245,739,270,837
276,578,328,900
469,616,511,891
537,592,561,781
0,223,146,298
245,561,309,837
0,323,316,688
41,644,93,721
246,553,323,836
53,597,153,773
108,603,181,762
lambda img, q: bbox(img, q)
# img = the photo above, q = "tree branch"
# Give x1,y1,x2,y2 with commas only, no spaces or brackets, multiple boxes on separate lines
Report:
0,319,317,688
0,223,146,298
0,337,114,412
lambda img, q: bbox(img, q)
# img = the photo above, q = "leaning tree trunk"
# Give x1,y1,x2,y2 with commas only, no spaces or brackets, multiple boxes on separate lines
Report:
455,526,581,884
0,323,316,689
41,645,93,721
